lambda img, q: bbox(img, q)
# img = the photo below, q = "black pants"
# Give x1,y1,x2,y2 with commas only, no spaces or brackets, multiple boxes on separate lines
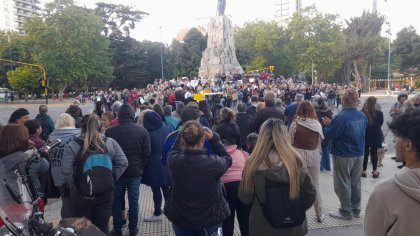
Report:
363,145,378,171
223,181,250,236
79,191,113,235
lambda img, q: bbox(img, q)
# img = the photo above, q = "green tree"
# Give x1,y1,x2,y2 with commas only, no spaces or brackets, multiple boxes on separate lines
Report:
109,36,149,88
234,21,292,75
342,11,385,90
95,2,149,38
24,0,113,98
170,28,206,78
393,26,420,73
7,66,39,101
288,6,345,83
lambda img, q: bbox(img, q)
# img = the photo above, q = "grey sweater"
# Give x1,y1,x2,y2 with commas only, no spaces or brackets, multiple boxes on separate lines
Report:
48,128,81,186
61,135,128,188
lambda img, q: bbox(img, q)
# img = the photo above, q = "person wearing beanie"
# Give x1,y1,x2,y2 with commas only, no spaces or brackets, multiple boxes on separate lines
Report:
105,103,151,236
322,89,368,220
8,108,30,125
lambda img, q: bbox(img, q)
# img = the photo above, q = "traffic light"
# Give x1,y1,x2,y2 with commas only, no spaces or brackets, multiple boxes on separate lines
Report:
269,65,275,71
41,80,46,87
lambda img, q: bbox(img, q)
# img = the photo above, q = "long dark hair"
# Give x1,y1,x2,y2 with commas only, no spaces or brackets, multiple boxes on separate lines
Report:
363,96,377,125
0,124,29,156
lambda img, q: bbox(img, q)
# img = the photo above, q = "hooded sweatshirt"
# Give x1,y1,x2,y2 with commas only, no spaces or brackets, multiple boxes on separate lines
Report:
365,167,420,236
48,128,81,186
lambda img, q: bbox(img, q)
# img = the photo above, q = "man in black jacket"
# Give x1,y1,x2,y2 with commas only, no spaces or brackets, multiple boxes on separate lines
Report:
236,103,252,151
250,91,285,133
105,103,151,236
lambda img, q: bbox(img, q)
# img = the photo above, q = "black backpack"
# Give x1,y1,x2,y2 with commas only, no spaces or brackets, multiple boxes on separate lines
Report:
74,138,114,198
256,178,305,229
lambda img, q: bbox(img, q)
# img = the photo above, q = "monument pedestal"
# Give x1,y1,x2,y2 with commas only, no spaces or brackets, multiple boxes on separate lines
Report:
198,16,243,79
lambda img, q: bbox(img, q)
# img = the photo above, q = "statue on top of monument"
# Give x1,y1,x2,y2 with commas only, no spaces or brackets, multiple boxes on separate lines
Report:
217,0,226,16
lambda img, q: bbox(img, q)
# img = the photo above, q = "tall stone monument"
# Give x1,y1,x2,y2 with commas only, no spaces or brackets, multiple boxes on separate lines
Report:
198,1,243,79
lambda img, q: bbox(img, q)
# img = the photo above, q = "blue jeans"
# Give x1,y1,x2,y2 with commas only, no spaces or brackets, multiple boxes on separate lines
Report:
332,155,363,216
320,142,331,171
112,176,141,232
173,223,221,236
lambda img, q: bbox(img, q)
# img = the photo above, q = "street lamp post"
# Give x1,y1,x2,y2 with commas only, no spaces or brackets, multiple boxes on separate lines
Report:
302,54,314,85
386,22,392,93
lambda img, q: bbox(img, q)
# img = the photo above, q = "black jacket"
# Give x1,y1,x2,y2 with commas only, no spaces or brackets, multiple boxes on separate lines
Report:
236,112,253,149
164,133,232,230
250,106,285,133
105,119,151,178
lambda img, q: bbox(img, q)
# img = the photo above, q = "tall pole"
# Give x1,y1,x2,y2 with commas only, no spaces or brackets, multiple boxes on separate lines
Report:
386,22,391,92
160,26,164,79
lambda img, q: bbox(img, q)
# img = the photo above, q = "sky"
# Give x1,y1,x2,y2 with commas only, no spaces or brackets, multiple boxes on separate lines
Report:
39,0,420,44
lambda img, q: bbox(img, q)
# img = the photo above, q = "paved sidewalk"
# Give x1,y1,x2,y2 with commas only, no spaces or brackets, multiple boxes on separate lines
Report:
44,153,400,235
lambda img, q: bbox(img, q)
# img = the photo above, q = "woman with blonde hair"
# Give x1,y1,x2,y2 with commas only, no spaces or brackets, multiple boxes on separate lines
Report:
61,115,128,234
289,101,325,222
362,96,383,178
48,113,81,218
239,118,316,236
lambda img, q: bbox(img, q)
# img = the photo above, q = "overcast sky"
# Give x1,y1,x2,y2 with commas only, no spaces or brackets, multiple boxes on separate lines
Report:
40,0,419,44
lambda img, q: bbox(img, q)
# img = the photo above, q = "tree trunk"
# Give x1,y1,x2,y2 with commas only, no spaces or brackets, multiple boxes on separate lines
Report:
58,83,68,101
24,90,28,102
352,60,361,88
343,60,352,84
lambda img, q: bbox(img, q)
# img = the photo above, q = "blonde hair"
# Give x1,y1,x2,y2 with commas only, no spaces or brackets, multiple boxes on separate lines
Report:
81,115,105,156
256,102,266,112
241,118,303,199
55,113,75,129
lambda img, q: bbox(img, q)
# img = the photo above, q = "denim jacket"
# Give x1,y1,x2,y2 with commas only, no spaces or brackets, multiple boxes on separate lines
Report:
324,108,367,157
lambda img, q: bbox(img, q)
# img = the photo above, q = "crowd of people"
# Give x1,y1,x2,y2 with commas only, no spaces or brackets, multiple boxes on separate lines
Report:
0,75,419,236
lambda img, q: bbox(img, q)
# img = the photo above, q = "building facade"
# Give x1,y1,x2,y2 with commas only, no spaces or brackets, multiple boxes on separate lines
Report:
0,0,40,34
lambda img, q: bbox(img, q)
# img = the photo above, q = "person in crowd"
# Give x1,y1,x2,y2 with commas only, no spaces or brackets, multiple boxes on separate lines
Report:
0,125,33,221
315,98,333,172
274,98,285,115
219,124,250,236
111,100,123,126
101,111,115,132
412,93,420,110
284,93,304,127
35,105,55,141
185,102,212,128
172,102,184,120
163,105,180,131
24,119,47,149
289,101,325,222
361,97,383,178
66,105,82,128
61,115,128,235
246,96,258,117
246,133,258,154
48,113,81,218
236,103,253,151
70,100,84,118
105,103,151,236
238,118,316,236
214,107,241,147
8,108,30,125
165,120,232,236
198,100,213,125
152,103,165,118
322,89,367,220
256,102,265,113
364,109,420,236
142,111,171,222
250,92,285,133
389,92,408,119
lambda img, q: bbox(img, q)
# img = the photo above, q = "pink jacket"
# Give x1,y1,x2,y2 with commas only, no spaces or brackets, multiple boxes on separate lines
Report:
222,145,248,183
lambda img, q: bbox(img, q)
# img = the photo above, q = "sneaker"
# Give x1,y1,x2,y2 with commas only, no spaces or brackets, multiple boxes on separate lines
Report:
316,214,326,223
352,211,361,219
372,171,380,178
329,211,352,220
144,215,162,222
361,171,367,178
